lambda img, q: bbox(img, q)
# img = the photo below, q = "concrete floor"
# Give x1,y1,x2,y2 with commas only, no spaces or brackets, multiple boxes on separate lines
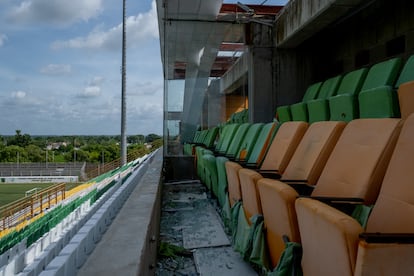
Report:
156,181,257,276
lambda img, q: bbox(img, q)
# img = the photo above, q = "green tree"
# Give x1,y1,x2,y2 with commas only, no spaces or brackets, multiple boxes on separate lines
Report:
128,135,145,144
9,130,32,147
26,144,44,162
0,145,27,162
145,133,161,143
151,138,163,149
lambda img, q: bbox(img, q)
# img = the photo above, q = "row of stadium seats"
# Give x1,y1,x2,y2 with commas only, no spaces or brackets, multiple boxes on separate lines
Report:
277,56,414,123
183,109,250,156
228,109,249,124
0,157,144,275
193,55,414,274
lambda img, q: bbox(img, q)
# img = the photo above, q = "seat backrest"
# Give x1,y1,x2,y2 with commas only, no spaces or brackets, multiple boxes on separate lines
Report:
315,75,342,100
281,121,346,185
302,82,323,102
203,127,218,148
260,121,308,174
360,57,402,91
311,118,402,204
258,178,302,268
365,113,414,232
235,123,264,161
225,161,243,208
245,122,278,167
335,68,368,96
203,153,218,191
358,86,400,119
215,123,240,154
398,80,414,120
395,54,414,88
238,168,263,221
192,130,202,143
225,123,251,158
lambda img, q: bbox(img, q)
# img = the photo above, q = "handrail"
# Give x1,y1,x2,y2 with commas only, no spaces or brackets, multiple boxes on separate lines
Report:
85,150,146,180
0,183,66,231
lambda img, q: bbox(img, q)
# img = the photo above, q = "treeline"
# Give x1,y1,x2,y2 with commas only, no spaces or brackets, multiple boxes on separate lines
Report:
0,130,162,163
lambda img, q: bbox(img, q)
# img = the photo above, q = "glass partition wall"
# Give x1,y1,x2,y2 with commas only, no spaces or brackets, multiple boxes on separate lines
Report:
159,1,249,156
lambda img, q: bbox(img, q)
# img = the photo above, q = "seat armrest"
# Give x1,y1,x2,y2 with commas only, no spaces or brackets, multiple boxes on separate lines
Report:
285,182,313,196
309,196,364,204
304,196,364,215
244,163,259,170
259,170,282,179
359,233,414,243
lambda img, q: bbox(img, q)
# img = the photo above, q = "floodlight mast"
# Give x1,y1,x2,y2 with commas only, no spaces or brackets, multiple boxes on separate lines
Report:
120,0,127,166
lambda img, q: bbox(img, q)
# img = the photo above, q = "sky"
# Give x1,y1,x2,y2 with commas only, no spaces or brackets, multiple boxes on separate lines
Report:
0,0,287,136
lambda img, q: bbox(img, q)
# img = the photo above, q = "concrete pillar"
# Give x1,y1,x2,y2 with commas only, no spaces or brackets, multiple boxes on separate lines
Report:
247,23,277,123
207,80,225,127
273,49,314,108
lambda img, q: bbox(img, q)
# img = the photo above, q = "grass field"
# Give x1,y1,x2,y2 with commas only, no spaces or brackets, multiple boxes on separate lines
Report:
0,183,80,207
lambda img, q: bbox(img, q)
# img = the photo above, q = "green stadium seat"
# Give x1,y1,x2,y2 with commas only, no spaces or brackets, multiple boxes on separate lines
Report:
202,153,218,192
215,124,240,155
276,105,292,123
394,55,414,88
224,123,251,160
216,156,230,207
245,122,278,168
202,127,219,149
289,82,323,122
358,86,400,118
328,68,368,122
357,57,403,119
206,123,263,196
210,123,271,204
234,123,264,162
307,75,342,123
277,82,322,122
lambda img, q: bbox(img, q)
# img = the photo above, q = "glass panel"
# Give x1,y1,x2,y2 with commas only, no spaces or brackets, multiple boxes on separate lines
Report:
161,2,248,157
167,80,184,112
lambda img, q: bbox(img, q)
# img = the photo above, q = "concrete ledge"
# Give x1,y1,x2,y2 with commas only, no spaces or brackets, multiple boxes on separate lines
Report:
77,149,163,276
276,0,367,47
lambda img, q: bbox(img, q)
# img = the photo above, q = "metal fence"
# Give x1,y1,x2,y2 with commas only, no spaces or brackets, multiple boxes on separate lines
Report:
0,183,66,231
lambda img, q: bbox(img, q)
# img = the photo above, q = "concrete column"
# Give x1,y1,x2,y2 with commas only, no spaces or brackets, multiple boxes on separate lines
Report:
207,80,225,127
248,47,276,123
247,23,277,123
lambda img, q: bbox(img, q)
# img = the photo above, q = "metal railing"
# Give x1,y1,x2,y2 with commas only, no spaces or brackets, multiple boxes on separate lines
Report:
0,183,66,231
85,150,148,180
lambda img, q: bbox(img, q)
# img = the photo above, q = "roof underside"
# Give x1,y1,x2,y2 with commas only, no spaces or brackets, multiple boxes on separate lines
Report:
157,0,282,80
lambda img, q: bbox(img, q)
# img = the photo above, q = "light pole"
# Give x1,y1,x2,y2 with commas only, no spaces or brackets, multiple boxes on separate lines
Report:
120,0,127,166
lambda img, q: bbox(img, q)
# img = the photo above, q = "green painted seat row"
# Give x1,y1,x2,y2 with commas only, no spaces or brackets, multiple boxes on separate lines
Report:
277,55,414,124
184,109,249,156
228,109,249,124
197,121,278,208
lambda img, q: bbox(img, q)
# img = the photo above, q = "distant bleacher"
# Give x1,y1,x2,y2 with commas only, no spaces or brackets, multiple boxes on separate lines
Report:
0,163,84,177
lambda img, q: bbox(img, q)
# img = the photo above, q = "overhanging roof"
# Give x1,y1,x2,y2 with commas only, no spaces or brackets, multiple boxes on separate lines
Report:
156,0,283,80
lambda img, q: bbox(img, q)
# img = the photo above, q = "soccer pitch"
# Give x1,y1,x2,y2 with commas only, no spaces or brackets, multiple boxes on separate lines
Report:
0,183,79,207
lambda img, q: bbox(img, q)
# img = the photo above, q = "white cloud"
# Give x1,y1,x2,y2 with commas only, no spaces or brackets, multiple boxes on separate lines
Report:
0,34,8,46
51,0,158,50
8,0,102,26
129,81,163,96
78,85,101,98
89,76,105,86
40,64,71,75
5,90,42,108
12,90,26,99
